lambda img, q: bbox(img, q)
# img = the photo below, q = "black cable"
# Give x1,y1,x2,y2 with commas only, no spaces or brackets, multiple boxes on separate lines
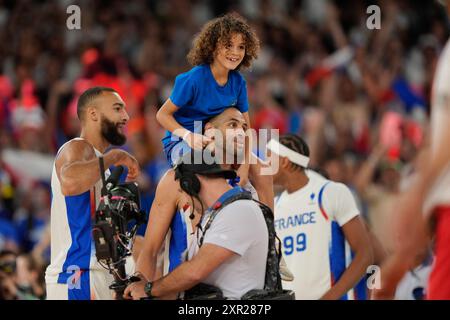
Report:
188,194,196,220
187,193,206,246
98,156,107,195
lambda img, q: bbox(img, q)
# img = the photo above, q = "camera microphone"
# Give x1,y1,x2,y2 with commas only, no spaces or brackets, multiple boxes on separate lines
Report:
106,165,124,191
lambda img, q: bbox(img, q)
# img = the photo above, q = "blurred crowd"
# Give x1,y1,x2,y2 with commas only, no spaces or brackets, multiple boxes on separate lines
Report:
0,0,448,299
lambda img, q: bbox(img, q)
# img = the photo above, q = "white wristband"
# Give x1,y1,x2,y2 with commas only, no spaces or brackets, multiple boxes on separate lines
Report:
182,131,191,141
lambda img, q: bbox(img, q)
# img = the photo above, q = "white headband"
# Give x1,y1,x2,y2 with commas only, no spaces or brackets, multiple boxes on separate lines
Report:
266,139,310,168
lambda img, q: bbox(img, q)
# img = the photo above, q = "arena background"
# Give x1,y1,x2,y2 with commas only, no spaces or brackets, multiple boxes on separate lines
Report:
0,0,448,300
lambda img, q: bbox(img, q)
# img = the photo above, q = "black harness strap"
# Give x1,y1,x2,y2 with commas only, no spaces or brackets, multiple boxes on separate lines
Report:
198,191,282,292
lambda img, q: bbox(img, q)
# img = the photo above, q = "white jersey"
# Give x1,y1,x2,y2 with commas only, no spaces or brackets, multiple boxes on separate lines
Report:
424,38,450,214
275,171,366,300
45,138,114,300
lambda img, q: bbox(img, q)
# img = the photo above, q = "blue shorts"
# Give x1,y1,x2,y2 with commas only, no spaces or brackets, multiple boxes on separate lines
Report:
163,140,192,167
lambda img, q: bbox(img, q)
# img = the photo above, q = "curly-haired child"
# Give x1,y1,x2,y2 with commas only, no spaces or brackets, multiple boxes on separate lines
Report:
156,13,259,170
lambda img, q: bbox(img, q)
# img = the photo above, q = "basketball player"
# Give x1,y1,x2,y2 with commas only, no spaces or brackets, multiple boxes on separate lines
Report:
45,87,140,300
268,134,373,300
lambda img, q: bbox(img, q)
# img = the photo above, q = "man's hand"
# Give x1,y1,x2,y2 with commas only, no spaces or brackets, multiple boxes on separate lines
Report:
123,278,148,300
112,149,140,181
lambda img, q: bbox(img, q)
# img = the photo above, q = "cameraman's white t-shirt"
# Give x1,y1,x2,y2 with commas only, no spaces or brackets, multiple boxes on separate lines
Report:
188,199,268,299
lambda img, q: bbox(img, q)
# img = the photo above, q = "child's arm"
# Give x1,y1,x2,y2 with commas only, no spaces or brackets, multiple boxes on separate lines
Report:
156,98,211,150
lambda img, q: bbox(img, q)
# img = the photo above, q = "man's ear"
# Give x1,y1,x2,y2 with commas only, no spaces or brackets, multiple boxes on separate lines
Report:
280,157,290,170
204,123,218,140
204,122,213,132
87,106,99,122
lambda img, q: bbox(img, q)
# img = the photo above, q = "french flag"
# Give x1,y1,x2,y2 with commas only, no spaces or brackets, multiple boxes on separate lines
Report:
306,46,354,88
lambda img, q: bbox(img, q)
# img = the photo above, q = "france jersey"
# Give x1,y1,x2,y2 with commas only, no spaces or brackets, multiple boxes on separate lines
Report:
162,64,249,151
274,171,367,300
45,138,114,300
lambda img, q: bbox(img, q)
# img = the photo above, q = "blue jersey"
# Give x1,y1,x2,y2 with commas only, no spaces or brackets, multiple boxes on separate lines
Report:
162,64,249,149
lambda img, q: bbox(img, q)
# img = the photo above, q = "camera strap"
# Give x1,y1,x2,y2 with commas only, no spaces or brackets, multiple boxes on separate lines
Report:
99,156,107,196
197,190,283,292
198,189,252,247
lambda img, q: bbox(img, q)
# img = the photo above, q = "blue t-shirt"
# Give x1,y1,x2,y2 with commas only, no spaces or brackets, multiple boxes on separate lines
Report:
162,64,249,148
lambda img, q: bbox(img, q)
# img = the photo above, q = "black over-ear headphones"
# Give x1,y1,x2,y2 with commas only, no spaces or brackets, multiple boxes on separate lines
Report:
175,165,201,196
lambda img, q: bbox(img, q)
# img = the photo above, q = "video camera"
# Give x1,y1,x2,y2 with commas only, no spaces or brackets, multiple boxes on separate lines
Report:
92,161,146,299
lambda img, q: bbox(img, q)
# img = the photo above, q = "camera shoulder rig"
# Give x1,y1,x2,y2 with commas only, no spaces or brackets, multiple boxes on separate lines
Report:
92,158,146,299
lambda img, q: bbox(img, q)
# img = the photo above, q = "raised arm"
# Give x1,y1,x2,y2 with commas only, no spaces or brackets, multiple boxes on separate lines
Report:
55,140,139,196
125,243,236,300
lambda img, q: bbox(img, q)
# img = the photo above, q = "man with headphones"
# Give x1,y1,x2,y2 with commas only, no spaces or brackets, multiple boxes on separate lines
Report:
123,150,269,300
127,108,279,292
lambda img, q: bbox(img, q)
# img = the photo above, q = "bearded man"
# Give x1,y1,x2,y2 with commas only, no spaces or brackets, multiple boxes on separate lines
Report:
45,87,140,300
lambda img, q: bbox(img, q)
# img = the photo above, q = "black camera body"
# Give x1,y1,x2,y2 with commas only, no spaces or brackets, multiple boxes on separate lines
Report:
92,164,146,298
93,182,145,261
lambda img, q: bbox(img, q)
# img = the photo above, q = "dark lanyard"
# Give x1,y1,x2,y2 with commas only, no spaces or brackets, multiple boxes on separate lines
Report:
197,187,251,247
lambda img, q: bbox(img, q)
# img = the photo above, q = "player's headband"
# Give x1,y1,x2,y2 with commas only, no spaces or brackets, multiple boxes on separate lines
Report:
266,139,310,168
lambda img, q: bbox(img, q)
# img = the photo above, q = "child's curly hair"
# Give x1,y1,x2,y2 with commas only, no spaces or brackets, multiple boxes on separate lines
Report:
187,13,260,70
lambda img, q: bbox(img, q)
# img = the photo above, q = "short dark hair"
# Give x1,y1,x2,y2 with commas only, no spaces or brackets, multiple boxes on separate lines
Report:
279,134,310,171
77,86,117,120
204,107,240,128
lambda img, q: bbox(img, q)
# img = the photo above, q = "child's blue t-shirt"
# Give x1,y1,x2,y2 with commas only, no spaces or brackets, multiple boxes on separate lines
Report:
162,64,249,148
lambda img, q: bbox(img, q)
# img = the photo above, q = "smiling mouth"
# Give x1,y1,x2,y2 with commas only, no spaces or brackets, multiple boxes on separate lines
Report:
227,57,240,63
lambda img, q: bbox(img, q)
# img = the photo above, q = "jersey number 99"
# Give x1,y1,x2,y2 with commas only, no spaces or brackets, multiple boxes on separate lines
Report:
283,233,307,255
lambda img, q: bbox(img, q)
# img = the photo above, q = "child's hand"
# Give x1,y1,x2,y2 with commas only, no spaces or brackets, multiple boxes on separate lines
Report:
204,129,216,153
183,132,212,150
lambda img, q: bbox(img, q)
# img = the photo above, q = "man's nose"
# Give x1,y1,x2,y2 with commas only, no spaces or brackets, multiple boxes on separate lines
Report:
236,128,246,136
122,110,130,123
235,130,246,142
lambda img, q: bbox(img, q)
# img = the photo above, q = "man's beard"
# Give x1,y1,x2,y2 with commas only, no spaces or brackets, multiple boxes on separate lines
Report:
101,116,126,146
